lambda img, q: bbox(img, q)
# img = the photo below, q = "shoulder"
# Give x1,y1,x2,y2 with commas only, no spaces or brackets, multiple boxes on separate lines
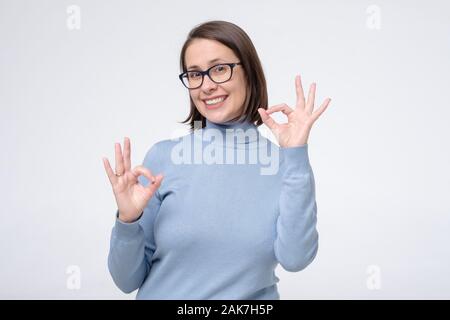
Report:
142,133,192,167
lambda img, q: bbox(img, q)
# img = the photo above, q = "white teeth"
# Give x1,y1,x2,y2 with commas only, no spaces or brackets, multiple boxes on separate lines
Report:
205,96,226,105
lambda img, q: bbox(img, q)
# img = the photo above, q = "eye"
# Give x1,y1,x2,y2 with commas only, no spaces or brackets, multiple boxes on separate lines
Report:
188,71,201,79
213,65,225,72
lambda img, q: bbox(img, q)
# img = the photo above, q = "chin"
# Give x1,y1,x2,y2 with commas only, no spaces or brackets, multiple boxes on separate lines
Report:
204,112,228,124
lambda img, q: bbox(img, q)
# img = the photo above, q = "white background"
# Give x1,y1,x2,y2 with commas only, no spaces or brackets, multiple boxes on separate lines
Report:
1,0,449,299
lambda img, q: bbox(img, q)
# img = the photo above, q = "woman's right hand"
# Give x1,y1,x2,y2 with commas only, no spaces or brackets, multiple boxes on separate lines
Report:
102,137,164,223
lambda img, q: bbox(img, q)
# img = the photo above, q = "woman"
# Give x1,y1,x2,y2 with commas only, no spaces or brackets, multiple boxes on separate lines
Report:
103,20,331,299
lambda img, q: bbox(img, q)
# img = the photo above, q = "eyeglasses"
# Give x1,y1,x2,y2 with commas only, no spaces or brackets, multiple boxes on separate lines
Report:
179,62,242,89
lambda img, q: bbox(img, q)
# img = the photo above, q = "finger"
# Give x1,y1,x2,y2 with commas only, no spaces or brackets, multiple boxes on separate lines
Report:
258,108,279,131
312,98,331,122
266,103,294,116
123,137,131,172
306,82,316,113
146,174,164,193
115,142,125,175
102,157,118,185
296,75,305,109
132,165,155,185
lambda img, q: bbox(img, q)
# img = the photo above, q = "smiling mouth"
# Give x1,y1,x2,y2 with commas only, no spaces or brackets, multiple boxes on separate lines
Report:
204,95,228,109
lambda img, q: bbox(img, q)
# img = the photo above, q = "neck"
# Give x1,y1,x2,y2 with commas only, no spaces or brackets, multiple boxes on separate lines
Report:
194,118,260,148
205,118,256,132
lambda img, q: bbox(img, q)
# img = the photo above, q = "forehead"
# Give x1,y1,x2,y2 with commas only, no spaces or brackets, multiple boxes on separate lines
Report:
185,38,238,69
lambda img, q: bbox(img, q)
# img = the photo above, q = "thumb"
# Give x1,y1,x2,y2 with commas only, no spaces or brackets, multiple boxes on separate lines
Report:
148,174,163,189
258,108,278,131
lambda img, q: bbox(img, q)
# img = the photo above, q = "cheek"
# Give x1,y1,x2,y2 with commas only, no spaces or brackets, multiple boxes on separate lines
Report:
190,91,202,105
232,86,246,107
229,79,246,98
232,77,247,103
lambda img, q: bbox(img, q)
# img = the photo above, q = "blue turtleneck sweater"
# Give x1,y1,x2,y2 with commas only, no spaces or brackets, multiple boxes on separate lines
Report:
107,118,319,299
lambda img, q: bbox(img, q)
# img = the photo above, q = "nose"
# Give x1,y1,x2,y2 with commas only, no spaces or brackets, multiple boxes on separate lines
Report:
201,74,218,92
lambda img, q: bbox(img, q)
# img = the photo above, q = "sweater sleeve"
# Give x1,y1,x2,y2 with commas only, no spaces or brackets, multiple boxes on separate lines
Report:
274,143,319,272
107,143,163,293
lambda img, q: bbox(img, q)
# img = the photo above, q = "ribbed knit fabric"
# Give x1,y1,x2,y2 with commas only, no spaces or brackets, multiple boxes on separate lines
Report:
107,118,319,299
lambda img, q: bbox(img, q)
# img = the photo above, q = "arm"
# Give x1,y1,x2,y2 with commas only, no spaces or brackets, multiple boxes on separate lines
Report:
274,143,319,272
107,144,163,293
257,75,330,273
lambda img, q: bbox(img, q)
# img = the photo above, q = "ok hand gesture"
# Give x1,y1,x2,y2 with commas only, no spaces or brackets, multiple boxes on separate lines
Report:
258,75,331,148
102,137,164,223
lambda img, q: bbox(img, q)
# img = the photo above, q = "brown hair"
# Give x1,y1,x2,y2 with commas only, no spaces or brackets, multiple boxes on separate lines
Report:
178,20,268,131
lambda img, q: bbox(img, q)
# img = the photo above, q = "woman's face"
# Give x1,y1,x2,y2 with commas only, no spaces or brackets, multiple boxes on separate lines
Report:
184,38,247,124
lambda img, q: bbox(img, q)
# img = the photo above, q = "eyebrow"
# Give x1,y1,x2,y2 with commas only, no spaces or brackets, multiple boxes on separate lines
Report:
187,58,225,70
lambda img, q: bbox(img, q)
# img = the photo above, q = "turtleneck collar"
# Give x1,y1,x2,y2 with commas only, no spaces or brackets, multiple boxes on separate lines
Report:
205,118,256,132
194,118,260,149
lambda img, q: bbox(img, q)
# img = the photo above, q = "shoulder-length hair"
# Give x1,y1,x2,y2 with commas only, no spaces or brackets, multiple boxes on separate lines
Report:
178,20,268,131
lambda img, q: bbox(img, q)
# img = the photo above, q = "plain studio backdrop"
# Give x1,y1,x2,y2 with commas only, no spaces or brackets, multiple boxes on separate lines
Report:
1,0,449,299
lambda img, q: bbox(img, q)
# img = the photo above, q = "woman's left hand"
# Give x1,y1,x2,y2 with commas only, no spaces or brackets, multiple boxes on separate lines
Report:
258,75,331,148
